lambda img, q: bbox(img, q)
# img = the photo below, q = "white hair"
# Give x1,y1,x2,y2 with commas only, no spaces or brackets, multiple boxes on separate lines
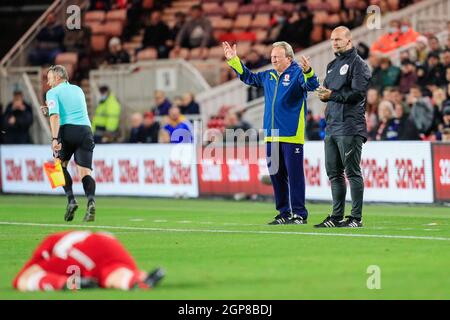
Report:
48,65,68,81
272,41,295,59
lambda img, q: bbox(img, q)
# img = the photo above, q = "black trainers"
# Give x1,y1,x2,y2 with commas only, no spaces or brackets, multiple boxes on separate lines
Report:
314,215,343,228
268,214,291,225
289,214,307,225
340,216,363,228
64,200,78,222
144,267,165,288
83,200,95,222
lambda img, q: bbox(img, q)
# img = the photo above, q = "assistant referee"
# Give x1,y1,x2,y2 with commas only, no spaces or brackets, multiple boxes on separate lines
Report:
43,65,96,222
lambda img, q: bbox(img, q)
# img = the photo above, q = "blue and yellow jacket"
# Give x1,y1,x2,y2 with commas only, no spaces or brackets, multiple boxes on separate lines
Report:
227,56,319,144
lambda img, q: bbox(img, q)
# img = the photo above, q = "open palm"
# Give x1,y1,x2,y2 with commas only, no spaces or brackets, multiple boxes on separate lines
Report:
222,41,237,60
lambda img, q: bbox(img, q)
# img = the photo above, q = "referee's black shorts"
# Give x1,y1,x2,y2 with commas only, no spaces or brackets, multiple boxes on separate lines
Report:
58,124,95,169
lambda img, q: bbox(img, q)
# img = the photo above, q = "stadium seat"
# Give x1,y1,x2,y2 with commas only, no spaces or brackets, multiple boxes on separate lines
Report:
233,14,252,29
239,4,257,15
251,14,271,29
212,18,234,31
85,10,105,23
254,29,268,43
223,2,239,16
252,0,269,4
91,34,107,52
102,21,123,37
136,48,158,61
255,4,275,14
55,52,78,65
106,9,127,24
207,46,224,60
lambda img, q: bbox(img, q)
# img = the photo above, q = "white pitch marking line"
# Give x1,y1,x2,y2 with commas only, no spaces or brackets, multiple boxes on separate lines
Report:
0,221,449,242
153,220,168,223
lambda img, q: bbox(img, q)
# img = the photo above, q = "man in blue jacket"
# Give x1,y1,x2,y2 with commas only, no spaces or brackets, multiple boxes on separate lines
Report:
223,41,320,225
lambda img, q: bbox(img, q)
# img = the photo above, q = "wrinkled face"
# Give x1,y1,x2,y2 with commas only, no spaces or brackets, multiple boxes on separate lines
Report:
271,47,291,73
330,29,351,53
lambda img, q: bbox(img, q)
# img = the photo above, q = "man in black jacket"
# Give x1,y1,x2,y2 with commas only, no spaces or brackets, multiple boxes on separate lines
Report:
315,26,371,228
2,90,33,144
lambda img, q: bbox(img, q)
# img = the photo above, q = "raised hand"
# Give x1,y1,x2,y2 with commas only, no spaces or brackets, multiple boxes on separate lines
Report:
222,41,237,60
299,55,311,73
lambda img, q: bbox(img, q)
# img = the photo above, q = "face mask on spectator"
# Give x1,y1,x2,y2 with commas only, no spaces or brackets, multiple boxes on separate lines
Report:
401,26,409,33
388,27,398,34
100,94,108,102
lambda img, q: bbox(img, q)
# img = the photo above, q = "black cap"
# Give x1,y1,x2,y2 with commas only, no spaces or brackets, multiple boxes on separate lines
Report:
99,85,109,93
427,52,440,60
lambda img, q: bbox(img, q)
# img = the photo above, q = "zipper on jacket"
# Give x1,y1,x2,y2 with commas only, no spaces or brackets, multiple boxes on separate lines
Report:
271,76,279,135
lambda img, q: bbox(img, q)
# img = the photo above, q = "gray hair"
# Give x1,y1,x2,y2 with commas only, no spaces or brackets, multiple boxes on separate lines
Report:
48,65,68,81
272,41,295,59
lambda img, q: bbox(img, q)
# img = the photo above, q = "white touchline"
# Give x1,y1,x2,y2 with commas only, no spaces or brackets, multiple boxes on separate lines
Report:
0,222,449,242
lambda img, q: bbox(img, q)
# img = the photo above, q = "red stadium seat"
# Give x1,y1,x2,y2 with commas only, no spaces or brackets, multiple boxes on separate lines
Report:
91,34,107,52
55,52,78,65
84,10,105,23
233,14,252,29
251,14,270,29
106,9,127,24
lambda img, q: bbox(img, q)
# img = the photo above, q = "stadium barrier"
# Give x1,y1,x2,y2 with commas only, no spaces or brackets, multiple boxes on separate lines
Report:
0,144,198,198
1,142,449,203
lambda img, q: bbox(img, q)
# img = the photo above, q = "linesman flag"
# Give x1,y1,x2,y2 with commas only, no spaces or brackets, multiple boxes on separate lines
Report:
43,160,66,188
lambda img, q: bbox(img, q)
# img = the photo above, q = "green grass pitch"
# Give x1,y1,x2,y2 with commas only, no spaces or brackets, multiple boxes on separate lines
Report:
0,195,449,299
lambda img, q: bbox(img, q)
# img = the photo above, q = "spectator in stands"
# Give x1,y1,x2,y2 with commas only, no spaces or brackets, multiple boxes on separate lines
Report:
415,35,429,65
399,59,418,94
424,52,446,87
92,86,122,143
428,36,443,57
288,5,313,49
438,103,450,141
29,13,65,66
2,90,33,144
141,111,160,143
365,88,380,133
142,10,171,58
407,85,435,137
128,112,144,143
396,20,420,48
393,102,420,140
369,100,396,141
172,96,183,108
104,37,130,65
266,9,290,44
244,50,267,101
124,0,144,41
380,56,401,91
368,52,383,91
442,49,450,69
244,50,268,70
223,110,254,144
391,87,410,114
167,12,186,50
161,106,193,143
305,110,321,141
370,20,400,54
180,93,200,115
152,90,172,116
399,50,411,64
173,5,214,59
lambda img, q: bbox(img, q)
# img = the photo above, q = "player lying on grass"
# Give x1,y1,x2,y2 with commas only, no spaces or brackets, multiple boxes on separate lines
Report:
13,231,164,291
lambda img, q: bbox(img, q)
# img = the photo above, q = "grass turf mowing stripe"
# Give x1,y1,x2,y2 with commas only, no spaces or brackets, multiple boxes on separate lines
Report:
1,221,449,241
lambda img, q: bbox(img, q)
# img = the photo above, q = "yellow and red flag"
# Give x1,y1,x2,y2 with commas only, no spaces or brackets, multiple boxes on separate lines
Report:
43,160,66,188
